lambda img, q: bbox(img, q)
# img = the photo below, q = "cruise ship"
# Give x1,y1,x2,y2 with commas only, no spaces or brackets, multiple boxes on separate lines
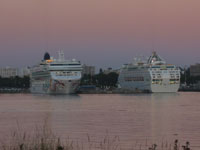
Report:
30,51,82,94
118,52,180,93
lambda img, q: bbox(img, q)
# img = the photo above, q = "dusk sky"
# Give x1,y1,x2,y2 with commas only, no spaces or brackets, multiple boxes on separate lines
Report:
0,0,200,69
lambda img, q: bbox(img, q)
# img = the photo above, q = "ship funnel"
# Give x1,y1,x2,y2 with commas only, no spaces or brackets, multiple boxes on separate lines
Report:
44,52,50,60
58,50,65,61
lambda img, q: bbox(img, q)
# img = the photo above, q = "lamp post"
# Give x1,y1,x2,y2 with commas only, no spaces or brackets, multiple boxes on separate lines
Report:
184,65,187,86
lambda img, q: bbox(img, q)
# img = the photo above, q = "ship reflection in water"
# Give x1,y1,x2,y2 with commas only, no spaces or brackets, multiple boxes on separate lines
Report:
0,93,199,149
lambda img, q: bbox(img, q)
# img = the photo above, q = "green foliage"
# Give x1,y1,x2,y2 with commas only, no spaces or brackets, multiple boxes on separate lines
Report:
81,74,93,85
0,76,30,88
180,67,200,85
81,72,119,89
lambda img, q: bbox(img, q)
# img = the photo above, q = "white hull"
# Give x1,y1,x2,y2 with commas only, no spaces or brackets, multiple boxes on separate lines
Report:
119,81,179,93
31,79,80,94
119,69,180,93
151,80,179,93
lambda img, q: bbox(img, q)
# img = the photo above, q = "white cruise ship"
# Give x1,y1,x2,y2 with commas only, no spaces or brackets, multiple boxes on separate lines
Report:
118,52,180,93
30,51,82,94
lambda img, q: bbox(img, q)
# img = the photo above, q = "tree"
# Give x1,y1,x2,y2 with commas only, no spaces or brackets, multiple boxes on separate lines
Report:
0,76,30,88
81,72,119,89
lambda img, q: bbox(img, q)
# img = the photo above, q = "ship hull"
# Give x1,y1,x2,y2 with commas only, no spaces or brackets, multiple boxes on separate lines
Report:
119,81,180,93
118,68,180,93
151,79,179,93
49,79,80,94
31,78,80,94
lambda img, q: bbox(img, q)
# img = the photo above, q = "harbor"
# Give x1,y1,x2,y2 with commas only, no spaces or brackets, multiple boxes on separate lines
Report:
1,51,200,94
0,0,200,149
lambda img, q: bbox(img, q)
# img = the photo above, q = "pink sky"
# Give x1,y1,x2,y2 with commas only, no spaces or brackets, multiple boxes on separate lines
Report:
0,0,200,69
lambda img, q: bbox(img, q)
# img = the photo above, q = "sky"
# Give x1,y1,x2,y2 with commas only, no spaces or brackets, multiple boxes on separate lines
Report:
0,0,200,69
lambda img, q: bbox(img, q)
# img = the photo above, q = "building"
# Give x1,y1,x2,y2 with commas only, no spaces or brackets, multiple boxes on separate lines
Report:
190,64,200,77
0,67,18,78
18,67,31,77
103,68,120,75
82,64,95,76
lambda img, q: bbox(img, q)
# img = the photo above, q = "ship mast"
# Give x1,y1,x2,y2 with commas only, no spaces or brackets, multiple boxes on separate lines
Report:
58,50,65,62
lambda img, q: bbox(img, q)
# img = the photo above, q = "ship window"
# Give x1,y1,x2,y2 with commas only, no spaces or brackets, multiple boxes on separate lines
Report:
170,79,179,84
152,79,162,84
50,64,81,66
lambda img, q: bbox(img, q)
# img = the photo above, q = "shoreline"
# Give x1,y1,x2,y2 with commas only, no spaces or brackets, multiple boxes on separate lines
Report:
0,88,199,94
0,88,30,93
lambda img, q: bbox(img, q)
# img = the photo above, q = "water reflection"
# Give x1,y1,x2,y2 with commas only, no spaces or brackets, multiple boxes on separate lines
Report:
151,92,180,101
32,93,81,101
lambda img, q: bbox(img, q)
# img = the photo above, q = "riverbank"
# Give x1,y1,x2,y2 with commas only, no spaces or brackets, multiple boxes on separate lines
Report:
1,123,192,150
0,87,199,94
0,88,30,93
78,89,150,94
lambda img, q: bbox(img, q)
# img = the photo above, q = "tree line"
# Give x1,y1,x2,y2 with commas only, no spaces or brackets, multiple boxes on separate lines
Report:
81,69,119,89
0,67,200,89
0,76,30,88
81,67,200,89
180,67,200,85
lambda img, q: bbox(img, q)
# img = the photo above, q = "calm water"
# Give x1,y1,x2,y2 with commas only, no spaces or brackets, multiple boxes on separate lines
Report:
0,93,200,149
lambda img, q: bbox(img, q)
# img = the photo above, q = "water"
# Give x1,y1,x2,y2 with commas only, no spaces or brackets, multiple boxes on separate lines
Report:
0,93,200,149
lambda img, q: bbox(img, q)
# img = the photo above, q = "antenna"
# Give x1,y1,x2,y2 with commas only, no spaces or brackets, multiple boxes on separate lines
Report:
58,50,65,61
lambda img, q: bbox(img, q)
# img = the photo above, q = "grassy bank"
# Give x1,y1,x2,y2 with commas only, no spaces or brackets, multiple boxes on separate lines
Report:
0,122,192,150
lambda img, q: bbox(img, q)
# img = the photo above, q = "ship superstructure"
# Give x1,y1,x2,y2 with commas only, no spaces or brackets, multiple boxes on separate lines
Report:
31,51,82,94
118,52,180,92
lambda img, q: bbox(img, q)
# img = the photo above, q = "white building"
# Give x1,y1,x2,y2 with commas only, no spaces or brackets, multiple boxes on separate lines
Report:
103,68,120,75
190,63,200,77
82,64,95,76
18,67,31,77
0,67,18,78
